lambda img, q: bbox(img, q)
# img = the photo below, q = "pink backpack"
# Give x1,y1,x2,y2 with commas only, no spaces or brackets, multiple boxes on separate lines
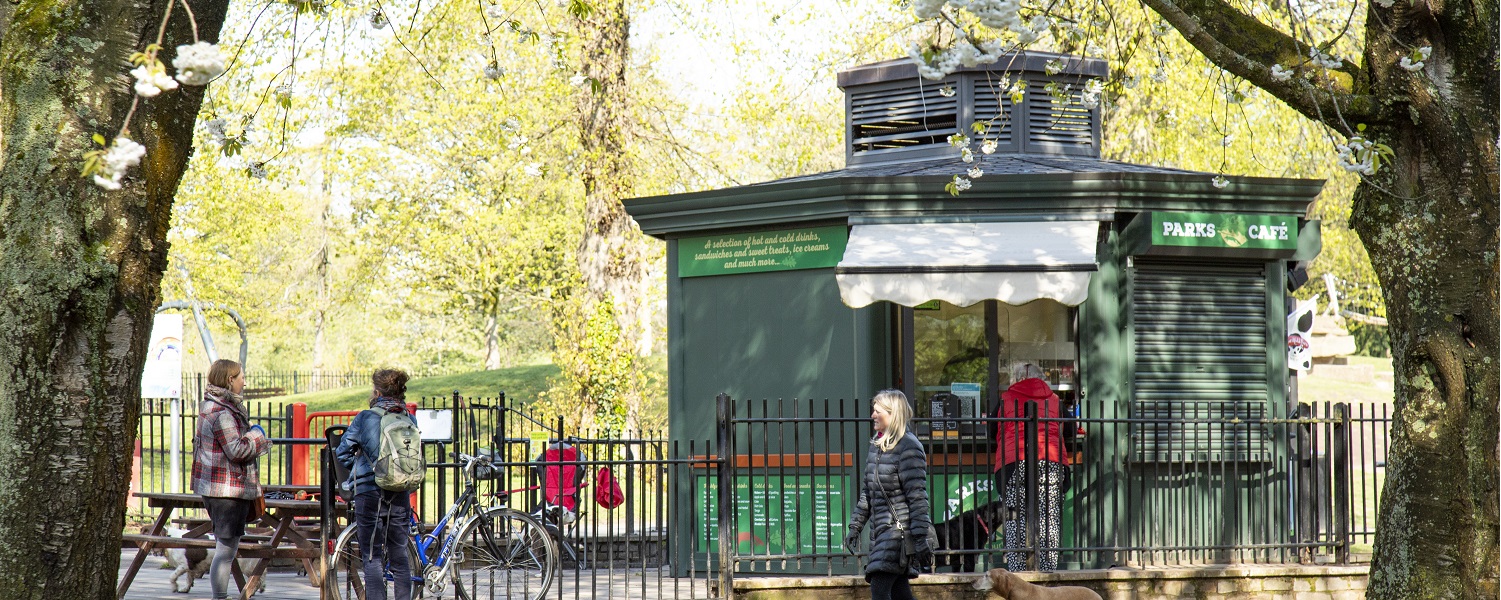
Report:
594,466,625,509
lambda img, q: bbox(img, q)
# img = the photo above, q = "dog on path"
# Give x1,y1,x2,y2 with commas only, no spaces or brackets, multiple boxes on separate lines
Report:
159,527,265,594
973,568,1102,600
931,500,1008,572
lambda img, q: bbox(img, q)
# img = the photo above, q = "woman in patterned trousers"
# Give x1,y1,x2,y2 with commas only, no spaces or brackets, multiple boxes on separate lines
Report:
992,362,1071,572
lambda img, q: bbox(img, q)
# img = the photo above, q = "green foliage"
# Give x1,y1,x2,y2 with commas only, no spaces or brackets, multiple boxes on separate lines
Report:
284,363,561,411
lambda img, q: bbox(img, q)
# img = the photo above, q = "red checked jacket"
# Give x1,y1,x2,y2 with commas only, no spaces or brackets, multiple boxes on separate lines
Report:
191,386,271,499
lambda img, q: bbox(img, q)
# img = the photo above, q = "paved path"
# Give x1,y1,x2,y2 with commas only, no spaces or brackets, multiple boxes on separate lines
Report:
119,550,320,600
120,550,717,600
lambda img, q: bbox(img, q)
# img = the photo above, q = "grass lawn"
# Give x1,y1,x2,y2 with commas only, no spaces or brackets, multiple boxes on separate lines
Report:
276,363,560,412
1294,356,1395,406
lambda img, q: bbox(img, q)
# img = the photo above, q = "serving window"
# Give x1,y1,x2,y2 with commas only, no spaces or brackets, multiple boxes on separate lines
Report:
895,299,1079,439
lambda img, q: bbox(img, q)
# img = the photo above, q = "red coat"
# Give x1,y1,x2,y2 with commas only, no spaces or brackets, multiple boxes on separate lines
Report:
992,378,1069,468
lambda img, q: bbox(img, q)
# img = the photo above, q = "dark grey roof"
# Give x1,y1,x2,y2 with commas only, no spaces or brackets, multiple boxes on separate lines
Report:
757,153,1212,185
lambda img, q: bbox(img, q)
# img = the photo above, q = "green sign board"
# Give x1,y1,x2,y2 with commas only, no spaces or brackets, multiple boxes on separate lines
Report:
696,475,850,554
678,226,848,278
1151,212,1298,250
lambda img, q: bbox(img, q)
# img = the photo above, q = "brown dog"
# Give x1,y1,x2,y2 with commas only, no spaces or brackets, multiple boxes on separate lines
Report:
977,568,1102,600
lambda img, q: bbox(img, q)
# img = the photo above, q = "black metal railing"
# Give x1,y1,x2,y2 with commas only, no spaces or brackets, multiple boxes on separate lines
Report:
713,394,1389,574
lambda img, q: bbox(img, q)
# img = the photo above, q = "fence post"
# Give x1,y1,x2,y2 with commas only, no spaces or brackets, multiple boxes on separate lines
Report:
1333,403,1351,564
170,398,183,494
716,393,735,600
1024,400,1039,571
291,403,309,485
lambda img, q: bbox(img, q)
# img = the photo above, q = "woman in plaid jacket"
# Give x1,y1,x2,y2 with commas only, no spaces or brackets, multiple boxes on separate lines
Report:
190,359,271,600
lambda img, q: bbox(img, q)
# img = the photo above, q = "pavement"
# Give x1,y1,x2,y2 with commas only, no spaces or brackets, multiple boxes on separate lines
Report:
119,549,716,600
119,549,321,600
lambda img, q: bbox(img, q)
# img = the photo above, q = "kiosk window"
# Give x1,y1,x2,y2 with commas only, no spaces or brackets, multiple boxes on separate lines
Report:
902,299,1078,438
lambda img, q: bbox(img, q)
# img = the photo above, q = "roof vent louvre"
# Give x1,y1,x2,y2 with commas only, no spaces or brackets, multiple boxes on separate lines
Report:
1027,81,1094,148
839,52,1105,166
849,80,959,155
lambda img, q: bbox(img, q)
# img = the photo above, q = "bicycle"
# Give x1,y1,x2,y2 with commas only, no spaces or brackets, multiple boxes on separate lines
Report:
325,452,559,600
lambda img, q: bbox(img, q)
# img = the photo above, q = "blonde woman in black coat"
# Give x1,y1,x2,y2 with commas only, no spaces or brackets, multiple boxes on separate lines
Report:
844,389,934,600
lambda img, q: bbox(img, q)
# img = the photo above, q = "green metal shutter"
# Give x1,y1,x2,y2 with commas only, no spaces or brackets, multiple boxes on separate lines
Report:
1131,260,1270,462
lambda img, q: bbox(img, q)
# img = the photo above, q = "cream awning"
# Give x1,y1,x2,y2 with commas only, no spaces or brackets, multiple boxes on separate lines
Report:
834,221,1100,308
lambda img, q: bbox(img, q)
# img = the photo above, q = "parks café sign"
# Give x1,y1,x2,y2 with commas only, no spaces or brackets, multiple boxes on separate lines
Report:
1151,212,1298,251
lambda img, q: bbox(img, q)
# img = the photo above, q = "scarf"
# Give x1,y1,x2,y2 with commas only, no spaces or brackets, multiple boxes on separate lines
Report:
204,383,245,409
372,396,407,413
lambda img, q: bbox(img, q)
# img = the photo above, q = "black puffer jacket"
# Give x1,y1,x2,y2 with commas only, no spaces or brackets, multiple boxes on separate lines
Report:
848,431,932,579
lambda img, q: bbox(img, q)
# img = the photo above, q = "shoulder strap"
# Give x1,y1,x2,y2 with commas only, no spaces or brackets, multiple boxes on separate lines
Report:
873,446,911,532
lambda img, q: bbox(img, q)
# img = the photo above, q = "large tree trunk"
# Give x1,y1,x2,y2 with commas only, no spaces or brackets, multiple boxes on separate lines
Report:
1135,0,1497,594
572,0,654,358
0,1,227,596
1358,5,1499,595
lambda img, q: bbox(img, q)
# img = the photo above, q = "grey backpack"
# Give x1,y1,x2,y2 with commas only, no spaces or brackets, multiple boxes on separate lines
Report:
372,408,425,491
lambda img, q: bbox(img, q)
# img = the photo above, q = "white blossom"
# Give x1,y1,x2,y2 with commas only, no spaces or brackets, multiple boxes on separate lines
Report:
952,175,972,191
1221,134,1234,147
967,166,984,178
1150,21,1172,37
570,73,588,86
1149,68,1168,83
131,64,179,98
523,162,543,176
248,162,267,179
1211,175,1229,188
961,147,975,163
369,9,388,29
1399,47,1431,72
981,139,998,154
947,133,970,148
1044,59,1064,75
1270,64,1293,81
91,137,147,190
484,3,505,18
1080,79,1103,109
965,0,1024,30
508,135,528,149
938,85,956,97
1086,44,1105,57
202,118,228,143
913,0,946,19
485,62,505,80
1309,47,1342,70
1336,135,1381,175
172,42,226,86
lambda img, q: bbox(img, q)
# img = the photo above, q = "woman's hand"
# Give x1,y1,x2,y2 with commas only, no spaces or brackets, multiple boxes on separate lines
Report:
913,541,934,571
842,528,862,555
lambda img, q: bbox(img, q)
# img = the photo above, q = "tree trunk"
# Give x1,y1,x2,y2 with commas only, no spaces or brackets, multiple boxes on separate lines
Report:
1135,0,1497,593
1358,37,1499,600
0,1,228,596
572,0,654,358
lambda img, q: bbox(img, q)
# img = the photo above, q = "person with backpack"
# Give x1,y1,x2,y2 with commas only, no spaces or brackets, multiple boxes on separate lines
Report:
191,359,271,600
335,369,425,600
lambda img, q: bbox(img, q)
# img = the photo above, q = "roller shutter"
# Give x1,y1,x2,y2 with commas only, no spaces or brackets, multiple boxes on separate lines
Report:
1131,260,1271,462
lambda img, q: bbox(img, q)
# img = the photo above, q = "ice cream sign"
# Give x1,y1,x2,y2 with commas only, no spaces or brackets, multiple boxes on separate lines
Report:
1150,212,1299,251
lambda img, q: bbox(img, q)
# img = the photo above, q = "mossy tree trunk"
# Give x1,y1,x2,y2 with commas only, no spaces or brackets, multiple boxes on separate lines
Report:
0,0,229,596
1140,0,1499,596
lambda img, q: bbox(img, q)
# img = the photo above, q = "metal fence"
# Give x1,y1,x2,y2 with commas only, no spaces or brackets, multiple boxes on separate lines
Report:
134,393,724,600
713,394,1390,577
132,391,1388,597
176,369,454,400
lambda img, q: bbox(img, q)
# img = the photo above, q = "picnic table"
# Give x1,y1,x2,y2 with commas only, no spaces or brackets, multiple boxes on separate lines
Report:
118,487,341,600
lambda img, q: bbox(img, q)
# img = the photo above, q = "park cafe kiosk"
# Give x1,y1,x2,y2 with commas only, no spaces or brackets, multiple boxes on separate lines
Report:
623,52,1324,573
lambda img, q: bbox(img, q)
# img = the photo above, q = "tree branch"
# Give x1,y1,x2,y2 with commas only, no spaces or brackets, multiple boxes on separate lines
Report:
1136,0,1376,127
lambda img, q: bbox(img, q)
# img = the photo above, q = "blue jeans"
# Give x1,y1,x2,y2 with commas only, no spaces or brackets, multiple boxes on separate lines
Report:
355,489,413,600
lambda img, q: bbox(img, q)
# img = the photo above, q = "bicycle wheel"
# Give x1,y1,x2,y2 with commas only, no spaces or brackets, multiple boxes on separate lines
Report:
326,525,426,600
449,507,557,600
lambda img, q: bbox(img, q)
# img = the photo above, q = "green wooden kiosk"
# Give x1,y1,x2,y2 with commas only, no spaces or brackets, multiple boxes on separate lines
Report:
624,52,1324,572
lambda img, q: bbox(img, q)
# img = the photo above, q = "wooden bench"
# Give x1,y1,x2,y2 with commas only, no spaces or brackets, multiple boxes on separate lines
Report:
120,534,320,559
